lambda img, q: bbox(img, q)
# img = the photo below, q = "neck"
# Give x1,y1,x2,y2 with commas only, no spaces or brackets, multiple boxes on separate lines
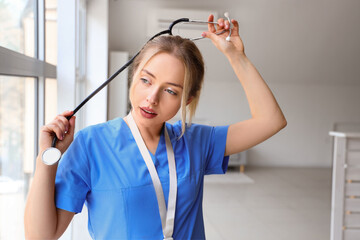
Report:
137,122,163,141
125,110,164,154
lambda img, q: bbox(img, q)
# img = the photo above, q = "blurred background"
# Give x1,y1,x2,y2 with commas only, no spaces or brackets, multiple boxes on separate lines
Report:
0,0,359,239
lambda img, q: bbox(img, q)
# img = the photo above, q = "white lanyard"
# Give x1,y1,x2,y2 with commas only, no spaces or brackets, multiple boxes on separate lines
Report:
127,112,177,240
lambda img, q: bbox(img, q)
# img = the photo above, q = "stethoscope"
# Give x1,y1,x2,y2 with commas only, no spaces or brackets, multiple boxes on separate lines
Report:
41,13,232,165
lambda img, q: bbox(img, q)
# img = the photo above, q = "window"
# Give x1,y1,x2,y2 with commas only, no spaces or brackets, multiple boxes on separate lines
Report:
0,76,35,239
45,0,57,65
45,77,57,123
45,0,58,122
0,0,57,238
0,0,35,57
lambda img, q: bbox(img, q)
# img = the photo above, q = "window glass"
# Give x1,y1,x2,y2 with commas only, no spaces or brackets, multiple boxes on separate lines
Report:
45,0,57,65
0,0,35,58
45,78,57,124
0,75,36,239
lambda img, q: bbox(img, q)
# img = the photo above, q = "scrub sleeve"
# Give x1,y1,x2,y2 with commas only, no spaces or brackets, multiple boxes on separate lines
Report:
203,125,230,175
55,132,91,213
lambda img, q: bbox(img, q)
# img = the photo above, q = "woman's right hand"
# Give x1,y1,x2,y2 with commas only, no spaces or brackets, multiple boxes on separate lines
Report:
39,110,76,155
25,110,76,239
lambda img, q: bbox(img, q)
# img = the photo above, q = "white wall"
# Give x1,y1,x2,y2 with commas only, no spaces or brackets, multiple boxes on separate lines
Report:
108,0,360,167
84,0,109,127
108,51,129,120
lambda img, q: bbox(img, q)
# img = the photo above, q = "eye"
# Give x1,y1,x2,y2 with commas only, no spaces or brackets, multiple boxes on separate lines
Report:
165,88,177,95
140,78,150,84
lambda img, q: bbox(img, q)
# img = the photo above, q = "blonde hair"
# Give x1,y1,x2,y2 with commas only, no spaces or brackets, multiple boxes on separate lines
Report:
129,35,204,137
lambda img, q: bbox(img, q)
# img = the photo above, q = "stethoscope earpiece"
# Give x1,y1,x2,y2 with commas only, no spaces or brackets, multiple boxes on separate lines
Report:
224,12,232,41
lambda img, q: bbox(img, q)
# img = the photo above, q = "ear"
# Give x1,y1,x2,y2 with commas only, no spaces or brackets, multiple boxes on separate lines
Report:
186,96,194,105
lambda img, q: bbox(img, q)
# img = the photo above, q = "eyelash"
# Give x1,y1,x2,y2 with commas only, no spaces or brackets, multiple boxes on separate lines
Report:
140,78,177,96
165,89,177,95
140,78,150,84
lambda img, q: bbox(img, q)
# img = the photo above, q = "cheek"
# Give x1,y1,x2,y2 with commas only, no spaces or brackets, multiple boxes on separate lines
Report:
163,96,182,114
129,82,142,107
131,81,145,99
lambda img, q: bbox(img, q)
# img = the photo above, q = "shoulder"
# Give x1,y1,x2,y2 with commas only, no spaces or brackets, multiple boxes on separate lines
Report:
76,117,127,141
166,120,216,140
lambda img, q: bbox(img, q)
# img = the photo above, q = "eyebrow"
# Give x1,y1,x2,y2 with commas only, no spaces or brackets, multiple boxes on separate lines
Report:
142,69,183,89
142,69,156,79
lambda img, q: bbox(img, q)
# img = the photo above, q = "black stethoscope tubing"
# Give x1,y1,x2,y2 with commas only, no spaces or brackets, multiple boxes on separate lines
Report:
51,18,191,147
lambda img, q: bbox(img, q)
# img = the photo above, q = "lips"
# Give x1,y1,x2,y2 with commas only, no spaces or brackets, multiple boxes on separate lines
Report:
140,107,158,119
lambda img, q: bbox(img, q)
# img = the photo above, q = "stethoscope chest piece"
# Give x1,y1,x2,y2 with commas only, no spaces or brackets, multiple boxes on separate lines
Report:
42,147,62,165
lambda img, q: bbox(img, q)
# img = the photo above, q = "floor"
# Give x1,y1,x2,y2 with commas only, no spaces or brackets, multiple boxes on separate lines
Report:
203,167,332,240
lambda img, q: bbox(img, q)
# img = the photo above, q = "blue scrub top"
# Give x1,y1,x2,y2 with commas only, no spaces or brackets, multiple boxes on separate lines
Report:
55,118,229,240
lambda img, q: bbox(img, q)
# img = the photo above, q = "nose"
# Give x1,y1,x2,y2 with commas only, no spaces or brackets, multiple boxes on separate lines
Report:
146,88,160,105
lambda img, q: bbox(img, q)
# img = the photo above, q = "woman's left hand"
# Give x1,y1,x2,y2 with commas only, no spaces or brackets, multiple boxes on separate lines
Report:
202,14,245,58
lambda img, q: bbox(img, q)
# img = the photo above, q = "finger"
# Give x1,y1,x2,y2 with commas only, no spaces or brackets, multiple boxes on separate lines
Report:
217,18,225,31
207,14,216,33
54,117,67,134
67,116,76,136
54,118,70,141
45,123,65,141
59,110,74,132
47,115,68,140
231,19,239,36
61,110,74,119
201,31,218,42
56,115,71,133
224,20,230,30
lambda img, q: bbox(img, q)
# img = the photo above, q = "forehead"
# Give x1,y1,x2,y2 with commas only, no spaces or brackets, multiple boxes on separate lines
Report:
140,52,185,84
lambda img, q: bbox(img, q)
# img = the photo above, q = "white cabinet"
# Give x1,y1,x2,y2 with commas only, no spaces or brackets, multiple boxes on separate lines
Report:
329,132,360,240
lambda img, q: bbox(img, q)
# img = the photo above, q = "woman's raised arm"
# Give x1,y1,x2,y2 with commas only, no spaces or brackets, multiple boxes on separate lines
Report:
202,15,287,156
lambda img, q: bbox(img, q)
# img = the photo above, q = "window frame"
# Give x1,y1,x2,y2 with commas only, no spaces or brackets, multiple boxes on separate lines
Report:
0,46,56,78
0,0,56,161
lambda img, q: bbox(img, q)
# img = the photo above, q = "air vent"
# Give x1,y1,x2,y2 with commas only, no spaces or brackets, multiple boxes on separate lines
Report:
147,8,218,39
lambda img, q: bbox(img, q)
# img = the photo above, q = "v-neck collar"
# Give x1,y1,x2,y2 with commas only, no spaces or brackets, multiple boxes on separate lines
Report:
149,127,165,159
122,118,165,158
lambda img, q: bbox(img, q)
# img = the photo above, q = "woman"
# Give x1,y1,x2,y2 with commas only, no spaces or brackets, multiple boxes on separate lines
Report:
24,15,286,239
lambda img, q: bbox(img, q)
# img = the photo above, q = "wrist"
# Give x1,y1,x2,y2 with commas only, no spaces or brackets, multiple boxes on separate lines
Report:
227,51,249,68
35,155,59,175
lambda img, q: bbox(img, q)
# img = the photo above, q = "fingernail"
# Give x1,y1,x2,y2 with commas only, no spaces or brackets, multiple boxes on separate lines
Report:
226,24,229,28
201,32,206,37
62,134,65,140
